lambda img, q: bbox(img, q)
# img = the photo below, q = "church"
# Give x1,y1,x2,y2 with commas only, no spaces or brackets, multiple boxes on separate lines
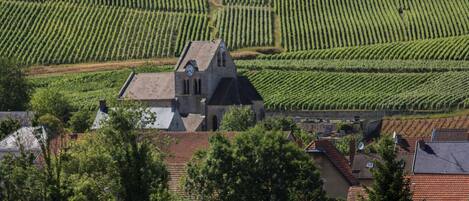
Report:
94,39,264,131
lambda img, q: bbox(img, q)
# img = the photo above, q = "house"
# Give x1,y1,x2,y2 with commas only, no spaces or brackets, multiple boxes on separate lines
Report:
0,126,46,161
94,39,264,131
412,141,469,174
352,136,430,186
305,139,359,199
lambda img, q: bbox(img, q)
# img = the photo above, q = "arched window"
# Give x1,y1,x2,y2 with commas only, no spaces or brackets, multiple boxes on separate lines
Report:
212,115,218,131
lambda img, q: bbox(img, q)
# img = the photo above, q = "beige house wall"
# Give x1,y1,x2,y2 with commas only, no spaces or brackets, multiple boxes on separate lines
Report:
311,154,351,199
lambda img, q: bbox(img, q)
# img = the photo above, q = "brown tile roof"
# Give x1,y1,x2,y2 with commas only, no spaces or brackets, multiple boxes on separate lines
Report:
347,186,367,201
175,39,222,72
121,72,175,100
146,132,236,196
411,174,469,201
306,140,359,185
381,116,469,137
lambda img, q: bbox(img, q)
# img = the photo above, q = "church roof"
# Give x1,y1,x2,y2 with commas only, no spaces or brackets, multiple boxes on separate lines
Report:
92,107,177,130
119,72,175,100
175,39,222,72
208,76,263,106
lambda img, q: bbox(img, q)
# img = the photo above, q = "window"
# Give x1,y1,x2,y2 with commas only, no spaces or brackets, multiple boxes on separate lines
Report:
183,79,190,94
222,52,226,66
194,79,202,95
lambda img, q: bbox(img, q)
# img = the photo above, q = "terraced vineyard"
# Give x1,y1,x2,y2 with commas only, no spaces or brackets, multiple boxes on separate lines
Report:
274,0,469,51
381,116,469,137
242,71,469,111
260,35,469,60
12,0,209,12
217,5,273,49
0,0,209,65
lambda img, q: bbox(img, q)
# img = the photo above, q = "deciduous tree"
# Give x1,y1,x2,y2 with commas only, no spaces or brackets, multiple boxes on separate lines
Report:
0,58,30,111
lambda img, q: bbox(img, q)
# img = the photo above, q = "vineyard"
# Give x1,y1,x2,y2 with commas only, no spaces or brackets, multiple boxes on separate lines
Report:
273,0,469,51
0,0,209,65
216,5,273,49
242,71,469,111
260,35,469,60
11,0,209,12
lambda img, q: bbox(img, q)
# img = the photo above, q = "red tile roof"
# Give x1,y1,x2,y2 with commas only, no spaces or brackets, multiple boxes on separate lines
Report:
411,174,469,201
347,186,367,201
306,140,359,185
146,132,236,196
347,175,469,201
381,116,469,137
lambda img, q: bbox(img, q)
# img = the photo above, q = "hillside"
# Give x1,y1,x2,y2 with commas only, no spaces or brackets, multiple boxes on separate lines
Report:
29,60,469,112
1,0,469,65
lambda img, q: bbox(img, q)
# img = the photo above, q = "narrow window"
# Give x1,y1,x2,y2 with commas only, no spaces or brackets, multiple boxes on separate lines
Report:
194,79,202,95
217,51,222,67
222,52,226,67
183,80,190,94
212,115,218,131
198,79,202,94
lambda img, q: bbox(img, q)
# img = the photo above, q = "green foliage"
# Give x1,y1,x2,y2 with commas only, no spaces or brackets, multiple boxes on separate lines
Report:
0,151,45,201
69,110,93,133
237,59,469,73
261,35,469,60
216,5,273,49
220,106,256,131
0,118,21,140
93,106,170,201
0,58,30,111
37,114,64,138
274,0,469,52
29,66,172,111
334,135,356,156
243,70,469,111
0,1,210,65
257,116,316,146
31,89,72,122
184,127,329,201
365,136,412,201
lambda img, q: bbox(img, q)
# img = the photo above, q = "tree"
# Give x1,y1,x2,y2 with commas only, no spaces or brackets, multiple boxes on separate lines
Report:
0,146,45,201
69,110,93,133
0,58,30,111
257,116,317,148
62,106,171,201
30,89,72,122
184,127,329,201
219,106,255,131
0,117,21,140
365,136,412,201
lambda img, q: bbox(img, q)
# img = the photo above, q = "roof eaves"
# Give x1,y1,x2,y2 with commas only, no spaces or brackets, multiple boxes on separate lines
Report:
118,71,136,99
175,41,192,71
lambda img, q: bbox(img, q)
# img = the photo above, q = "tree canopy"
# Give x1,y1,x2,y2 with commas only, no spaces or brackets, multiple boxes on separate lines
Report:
0,58,30,111
219,106,255,131
30,89,72,122
184,127,329,201
365,136,412,201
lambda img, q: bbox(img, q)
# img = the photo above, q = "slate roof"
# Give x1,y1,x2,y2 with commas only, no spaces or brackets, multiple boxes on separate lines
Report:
208,76,263,105
411,174,469,201
175,39,222,72
0,111,34,127
92,107,177,130
413,141,469,174
306,140,359,185
431,128,469,142
119,72,175,100
0,127,46,160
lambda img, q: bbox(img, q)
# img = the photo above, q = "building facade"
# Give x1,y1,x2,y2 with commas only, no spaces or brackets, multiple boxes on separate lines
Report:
108,39,264,131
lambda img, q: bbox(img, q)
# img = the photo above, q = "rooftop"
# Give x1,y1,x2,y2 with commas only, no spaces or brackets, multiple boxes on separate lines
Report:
208,76,263,105
120,72,175,100
175,39,222,72
381,116,469,137
413,141,469,174
306,139,359,185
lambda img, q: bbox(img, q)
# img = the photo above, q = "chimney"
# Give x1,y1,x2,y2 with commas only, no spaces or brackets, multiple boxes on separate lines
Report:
349,138,356,165
99,99,108,113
